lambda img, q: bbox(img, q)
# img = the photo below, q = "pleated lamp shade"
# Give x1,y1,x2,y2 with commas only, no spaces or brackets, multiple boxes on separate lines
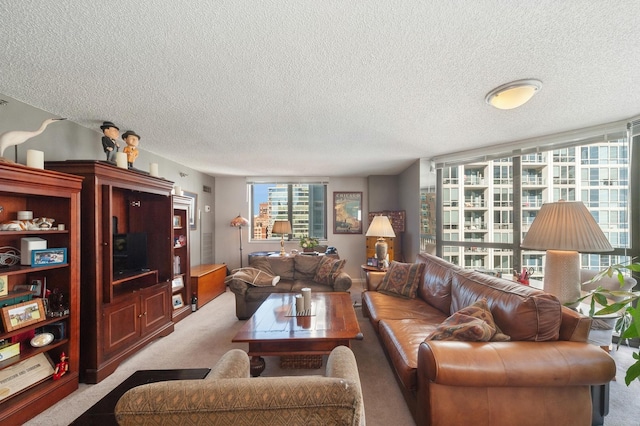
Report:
521,201,612,252
521,200,612,306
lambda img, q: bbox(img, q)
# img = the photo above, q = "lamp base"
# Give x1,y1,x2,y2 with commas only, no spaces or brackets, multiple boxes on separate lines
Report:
375,238,388,268
280,237,286,256
543,250,580,308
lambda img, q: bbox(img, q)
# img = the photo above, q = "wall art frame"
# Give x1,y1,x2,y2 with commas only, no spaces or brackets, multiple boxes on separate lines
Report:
333,191,363,234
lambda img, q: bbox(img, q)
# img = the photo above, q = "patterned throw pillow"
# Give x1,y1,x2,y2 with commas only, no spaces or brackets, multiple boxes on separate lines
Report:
377,261,425,299
425,298,511,342
313,257,346,285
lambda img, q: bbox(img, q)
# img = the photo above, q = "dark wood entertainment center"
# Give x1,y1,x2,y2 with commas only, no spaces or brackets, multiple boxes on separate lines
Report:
47,161,175,384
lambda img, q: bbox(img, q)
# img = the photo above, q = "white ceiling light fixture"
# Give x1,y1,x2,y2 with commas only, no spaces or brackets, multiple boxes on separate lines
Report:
485,79,542,110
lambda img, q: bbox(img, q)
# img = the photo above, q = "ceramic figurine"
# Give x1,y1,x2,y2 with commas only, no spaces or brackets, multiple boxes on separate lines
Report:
53,352,69,380
100,121,120,162
0,118,66,159
122,130,140,168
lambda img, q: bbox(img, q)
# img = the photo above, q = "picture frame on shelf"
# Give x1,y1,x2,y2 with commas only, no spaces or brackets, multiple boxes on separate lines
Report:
183,191,198,230
31,248,67,266
172,275,184,292
0,274,7,296
333,191,363,234
1,298,46,332
172,294,184,309
173,215,182,228
14,276,47,297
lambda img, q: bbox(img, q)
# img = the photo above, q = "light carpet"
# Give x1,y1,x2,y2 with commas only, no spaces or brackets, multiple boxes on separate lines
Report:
25,286,640,426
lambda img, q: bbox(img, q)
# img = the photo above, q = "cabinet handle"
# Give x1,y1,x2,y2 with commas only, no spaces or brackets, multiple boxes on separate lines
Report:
138,313,143,318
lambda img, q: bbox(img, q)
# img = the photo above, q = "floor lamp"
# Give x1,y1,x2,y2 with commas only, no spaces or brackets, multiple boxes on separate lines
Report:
230,214,249,267
521,201,613,306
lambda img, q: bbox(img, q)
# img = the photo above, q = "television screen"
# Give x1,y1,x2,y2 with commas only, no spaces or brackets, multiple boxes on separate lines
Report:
113,233,148,275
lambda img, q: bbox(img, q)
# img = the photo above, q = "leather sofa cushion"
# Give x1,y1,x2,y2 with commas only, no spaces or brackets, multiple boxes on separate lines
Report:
249,256,275,275
294,255,321,280
450,270,561,341
416,253,456,315
379,319,439,392
363,291,447,332
266,256,295,280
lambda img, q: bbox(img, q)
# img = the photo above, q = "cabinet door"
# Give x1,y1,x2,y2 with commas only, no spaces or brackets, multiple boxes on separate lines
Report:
140,284,171,335
102,298,140,356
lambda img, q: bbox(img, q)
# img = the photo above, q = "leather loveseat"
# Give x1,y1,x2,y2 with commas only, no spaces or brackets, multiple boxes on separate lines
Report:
362,252,616,426
227,254,351,319
115,346,364,425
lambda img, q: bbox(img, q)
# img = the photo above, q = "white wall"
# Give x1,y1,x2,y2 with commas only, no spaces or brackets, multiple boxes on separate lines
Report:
215,176,368,279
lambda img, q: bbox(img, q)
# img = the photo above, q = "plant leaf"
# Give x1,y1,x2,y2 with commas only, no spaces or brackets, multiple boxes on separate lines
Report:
624,357,640,386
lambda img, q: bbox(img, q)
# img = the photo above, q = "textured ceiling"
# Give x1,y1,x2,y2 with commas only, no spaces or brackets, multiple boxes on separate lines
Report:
1,1,639,177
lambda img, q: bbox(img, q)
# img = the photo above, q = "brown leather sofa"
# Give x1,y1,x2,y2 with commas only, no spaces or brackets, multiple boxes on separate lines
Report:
362,253,616,426
228,254,352,319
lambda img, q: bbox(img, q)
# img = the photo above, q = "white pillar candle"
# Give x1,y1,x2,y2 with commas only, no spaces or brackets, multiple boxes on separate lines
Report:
174,185,183,196
301,288,311,311
295,294,304,314
26,149,44,169
115,152,128,169
149,162,159,177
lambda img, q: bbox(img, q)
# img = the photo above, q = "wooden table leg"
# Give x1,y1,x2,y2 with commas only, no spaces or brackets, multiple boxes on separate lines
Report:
250,356,265,377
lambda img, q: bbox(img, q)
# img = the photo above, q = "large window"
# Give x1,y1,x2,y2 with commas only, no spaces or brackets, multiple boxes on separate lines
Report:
433,135,632,277
250,183,327,241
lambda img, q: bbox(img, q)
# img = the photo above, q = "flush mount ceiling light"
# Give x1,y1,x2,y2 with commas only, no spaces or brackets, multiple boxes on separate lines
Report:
485,79,542,110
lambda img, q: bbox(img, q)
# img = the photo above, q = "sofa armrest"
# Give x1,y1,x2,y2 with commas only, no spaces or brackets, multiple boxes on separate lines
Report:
115,376,362,425
332,271,352,292
226,275,250,296
418,340,615,387
205,348,250,380
366,271,386,291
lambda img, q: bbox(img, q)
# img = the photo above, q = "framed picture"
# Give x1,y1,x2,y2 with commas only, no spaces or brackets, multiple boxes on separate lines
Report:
171,275,184,291
172,294,184,309
173,215,182,228
31,248,67,266
367,257,378,267
1,299,46,332
183,191,198,230
0,275,7,297
333,192,363,234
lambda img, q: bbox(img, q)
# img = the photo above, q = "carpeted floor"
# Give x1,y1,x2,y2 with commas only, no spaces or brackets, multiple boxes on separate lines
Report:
24,286,640,426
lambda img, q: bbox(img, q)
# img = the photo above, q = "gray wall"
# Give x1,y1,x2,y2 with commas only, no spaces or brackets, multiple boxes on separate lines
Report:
215,176,368,279
2,94,422,274
0,95,215,266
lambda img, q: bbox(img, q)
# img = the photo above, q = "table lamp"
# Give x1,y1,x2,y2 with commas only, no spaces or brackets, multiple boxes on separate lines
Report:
365,215,396,267
521,200,613,306
230,214,249,267
272,220,292,256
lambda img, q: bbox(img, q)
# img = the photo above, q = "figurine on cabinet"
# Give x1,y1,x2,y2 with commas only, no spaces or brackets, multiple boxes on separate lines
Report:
121,130,140,168
100,121,120,162
53,352,69,380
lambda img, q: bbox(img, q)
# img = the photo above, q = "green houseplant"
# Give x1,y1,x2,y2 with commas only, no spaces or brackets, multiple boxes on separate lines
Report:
574,262,640,386
299,236,319,251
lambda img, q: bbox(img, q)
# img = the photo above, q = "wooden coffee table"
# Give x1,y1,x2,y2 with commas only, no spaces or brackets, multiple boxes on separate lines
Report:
232,292,362,376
